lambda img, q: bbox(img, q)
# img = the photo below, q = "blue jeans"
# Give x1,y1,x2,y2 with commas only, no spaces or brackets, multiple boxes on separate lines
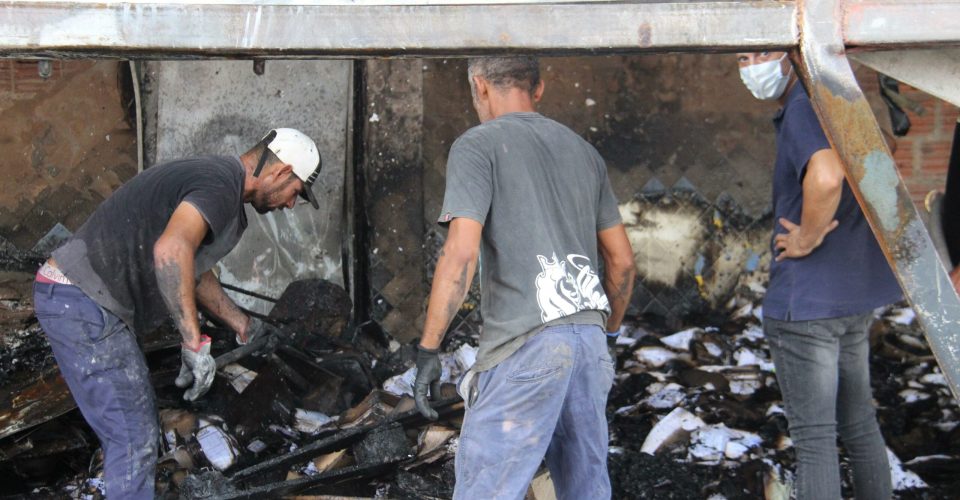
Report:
34,282,158,499
764,313,891,500
454,324,615,500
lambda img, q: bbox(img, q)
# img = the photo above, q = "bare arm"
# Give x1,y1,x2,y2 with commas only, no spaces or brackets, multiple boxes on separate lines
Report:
598,224,636,332
774,148,844,261
154,202,209,350
196,270,253,340
419,218,482,350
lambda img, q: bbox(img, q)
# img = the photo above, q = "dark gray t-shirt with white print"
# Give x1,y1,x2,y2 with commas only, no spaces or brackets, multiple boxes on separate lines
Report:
439,112,622,372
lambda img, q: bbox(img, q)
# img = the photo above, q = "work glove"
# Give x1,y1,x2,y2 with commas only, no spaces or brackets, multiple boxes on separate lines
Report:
606,325,628,362
175,335,216,402
238,317,280,345
413,345,443,420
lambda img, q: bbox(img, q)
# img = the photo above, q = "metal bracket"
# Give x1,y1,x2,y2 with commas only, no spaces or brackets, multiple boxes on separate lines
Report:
796,0,960,400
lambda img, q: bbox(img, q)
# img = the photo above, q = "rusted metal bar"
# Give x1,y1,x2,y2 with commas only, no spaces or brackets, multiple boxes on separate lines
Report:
0,1,796,59
796,0,960,400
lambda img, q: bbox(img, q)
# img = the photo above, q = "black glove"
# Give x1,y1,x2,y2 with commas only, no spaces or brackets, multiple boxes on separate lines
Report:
413,345,443,420
175,335,216,401
238,317,282,352
606,325,626,363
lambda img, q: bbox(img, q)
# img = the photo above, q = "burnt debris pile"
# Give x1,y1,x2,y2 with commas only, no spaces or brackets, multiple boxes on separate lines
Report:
1,273,958,499
607,292,959,499
1,277,471,499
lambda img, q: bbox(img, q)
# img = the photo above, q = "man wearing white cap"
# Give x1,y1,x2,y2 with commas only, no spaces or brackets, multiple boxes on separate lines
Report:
33,128,322,499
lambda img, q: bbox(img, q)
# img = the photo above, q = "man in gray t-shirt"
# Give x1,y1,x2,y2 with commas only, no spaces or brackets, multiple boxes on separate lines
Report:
414,57,636,499
34,128,323,499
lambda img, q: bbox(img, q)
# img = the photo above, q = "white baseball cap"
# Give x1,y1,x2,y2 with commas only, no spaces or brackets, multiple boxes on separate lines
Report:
260,128,322,209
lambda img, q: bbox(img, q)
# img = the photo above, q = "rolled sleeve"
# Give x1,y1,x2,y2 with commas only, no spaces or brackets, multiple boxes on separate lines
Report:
438,135,493,226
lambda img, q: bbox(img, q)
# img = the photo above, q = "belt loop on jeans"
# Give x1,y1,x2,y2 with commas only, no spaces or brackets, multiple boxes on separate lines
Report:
34,280,56,298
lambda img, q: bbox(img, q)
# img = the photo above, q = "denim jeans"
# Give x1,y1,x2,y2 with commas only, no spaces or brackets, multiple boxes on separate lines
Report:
454,324,615,500
764,313,891,500
34,282,158,499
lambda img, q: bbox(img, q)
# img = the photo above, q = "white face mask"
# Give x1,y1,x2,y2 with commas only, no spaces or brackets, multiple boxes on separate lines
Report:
739,54,792,101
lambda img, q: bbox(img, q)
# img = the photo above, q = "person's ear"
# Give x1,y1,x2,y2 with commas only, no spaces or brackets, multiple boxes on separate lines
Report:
533,80,545,103
473,75,489,100
273,163,293,181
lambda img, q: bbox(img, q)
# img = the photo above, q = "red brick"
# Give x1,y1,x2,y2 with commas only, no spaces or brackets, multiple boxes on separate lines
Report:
908,111,939,136
893,143,914,166
0,60,10,92
921,141,953,156
941,107,960,132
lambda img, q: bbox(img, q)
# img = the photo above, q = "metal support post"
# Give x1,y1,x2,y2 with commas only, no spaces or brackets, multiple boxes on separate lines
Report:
796,0,960,400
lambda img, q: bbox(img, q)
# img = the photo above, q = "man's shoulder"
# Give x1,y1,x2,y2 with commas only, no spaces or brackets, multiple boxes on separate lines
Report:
151,155,243,186
459,114,589,148
782,86,818,124
779,87,827,147
157,155,241,174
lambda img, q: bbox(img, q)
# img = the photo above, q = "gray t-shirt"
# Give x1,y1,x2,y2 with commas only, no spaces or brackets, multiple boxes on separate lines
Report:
53,156,247,335
439,112,622,371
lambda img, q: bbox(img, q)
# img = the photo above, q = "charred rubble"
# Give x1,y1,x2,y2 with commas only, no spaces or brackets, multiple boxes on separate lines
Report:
1,268,959,499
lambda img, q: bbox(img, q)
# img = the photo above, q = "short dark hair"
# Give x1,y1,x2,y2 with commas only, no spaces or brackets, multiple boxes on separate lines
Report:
467,56,540,95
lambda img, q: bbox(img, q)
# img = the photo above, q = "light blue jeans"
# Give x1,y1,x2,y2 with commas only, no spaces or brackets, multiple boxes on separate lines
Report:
764,313,892,500
454,324,615,500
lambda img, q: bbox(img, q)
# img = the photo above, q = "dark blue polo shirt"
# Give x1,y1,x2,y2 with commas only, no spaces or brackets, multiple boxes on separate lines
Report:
763,84,902,321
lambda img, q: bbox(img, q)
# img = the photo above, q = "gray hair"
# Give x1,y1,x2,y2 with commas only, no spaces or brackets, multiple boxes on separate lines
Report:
467,56,541,95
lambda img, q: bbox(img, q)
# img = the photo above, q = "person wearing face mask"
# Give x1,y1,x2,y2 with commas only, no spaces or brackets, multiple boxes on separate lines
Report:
33,128,322,499
736,52,902,499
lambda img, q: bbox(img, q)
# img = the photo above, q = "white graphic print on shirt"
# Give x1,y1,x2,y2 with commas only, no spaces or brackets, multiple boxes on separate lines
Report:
535,253,610,323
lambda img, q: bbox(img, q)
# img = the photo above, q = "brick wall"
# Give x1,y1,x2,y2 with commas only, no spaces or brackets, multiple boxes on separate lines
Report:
0,59,136,249
892,84,960,205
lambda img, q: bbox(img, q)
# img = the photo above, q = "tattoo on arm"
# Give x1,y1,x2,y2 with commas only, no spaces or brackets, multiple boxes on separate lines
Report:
443,262,470,322
616,268,632,299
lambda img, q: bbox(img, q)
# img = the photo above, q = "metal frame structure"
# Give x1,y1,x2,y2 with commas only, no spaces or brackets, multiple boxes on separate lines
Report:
2,0,960,397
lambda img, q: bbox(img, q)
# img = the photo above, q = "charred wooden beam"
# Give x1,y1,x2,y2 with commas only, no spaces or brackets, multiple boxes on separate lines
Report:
228,396,463,483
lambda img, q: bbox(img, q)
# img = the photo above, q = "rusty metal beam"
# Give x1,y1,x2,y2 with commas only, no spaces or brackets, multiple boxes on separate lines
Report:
1,1,798,59
797,0,960,400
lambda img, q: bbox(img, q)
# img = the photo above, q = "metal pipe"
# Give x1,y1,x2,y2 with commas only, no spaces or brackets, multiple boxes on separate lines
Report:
129,60,144,173
796,0,960,401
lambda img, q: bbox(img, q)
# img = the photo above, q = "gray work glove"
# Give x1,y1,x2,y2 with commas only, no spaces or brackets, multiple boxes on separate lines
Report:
237,317,280,345
175,335,216,401
413,345,443,420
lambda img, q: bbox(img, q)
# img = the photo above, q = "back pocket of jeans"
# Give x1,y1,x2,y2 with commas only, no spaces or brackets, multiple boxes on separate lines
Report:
507,365,562,383
600,356,615,387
